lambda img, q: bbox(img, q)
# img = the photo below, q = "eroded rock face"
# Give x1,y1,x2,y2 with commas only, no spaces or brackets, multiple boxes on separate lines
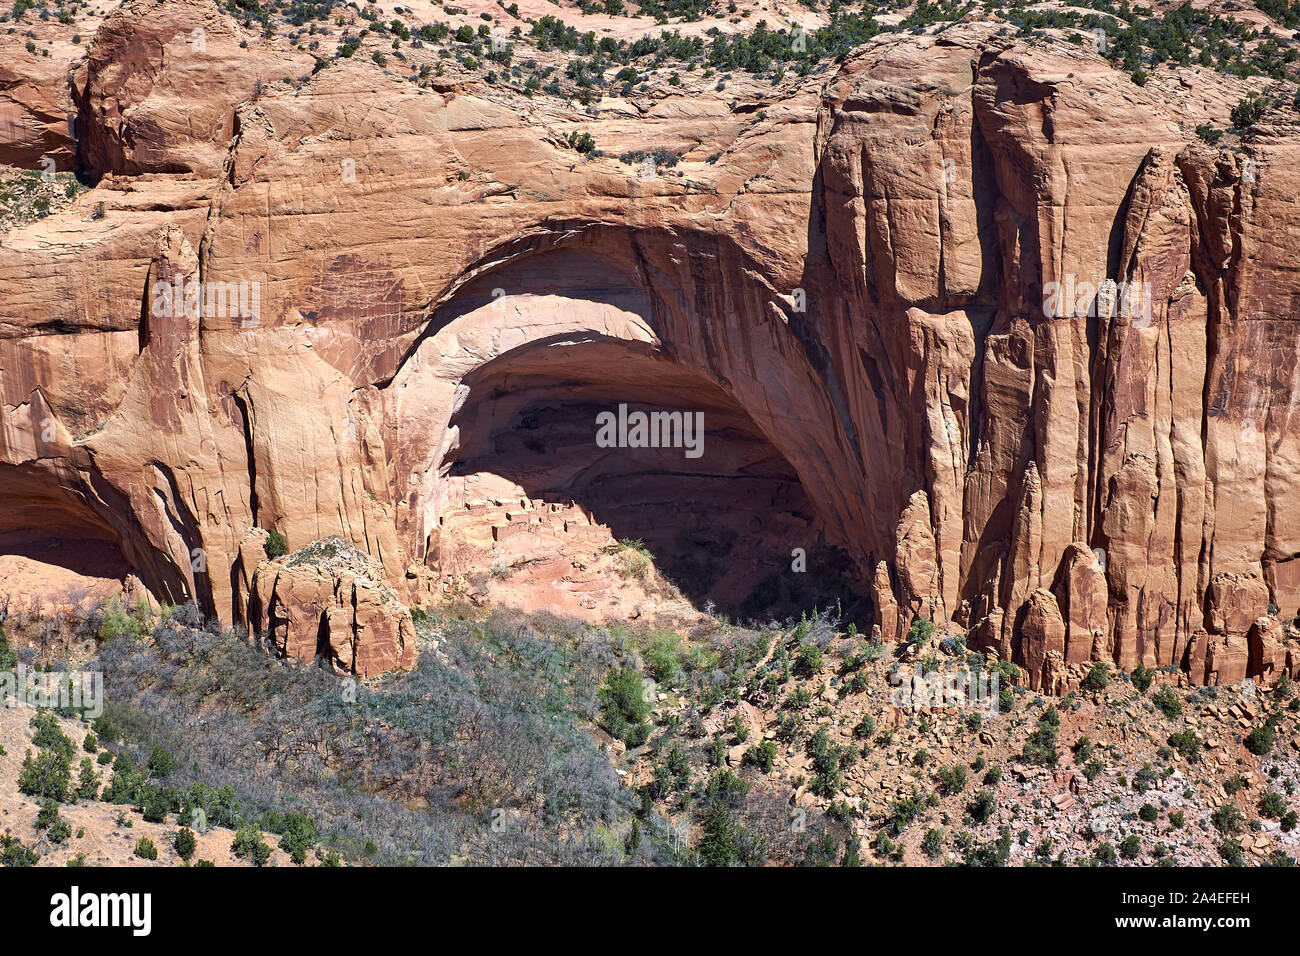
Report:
71,0,312,177
2,3,1299,680
1054,544,1107,667
1,56,75,170
243,533,417,676
1021,589,1066,693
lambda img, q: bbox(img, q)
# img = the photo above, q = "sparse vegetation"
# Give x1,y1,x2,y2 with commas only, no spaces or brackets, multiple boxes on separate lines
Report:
1231,92,1270,129
1245,721,1276,756
1152,686,1182,719
1082,663,1109,692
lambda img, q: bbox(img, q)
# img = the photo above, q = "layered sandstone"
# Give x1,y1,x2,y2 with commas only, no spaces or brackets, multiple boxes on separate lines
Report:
1,0,1298,681
241,533,417,676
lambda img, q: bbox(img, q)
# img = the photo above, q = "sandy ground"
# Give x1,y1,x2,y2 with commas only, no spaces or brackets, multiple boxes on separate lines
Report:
0,703,296,867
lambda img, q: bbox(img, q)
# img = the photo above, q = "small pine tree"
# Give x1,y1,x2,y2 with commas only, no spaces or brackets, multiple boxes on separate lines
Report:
173,827,197,862
1082,663,1109,692
624,818,641,857
18,748,71,802
697,801,739,867
76,758,99,801
0,628,17,671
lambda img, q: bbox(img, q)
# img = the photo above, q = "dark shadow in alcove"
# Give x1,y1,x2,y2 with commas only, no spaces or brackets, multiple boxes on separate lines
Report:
442,337,872,624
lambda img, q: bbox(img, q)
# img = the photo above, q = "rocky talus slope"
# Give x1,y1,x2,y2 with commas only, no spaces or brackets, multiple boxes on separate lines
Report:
1,0,1299,686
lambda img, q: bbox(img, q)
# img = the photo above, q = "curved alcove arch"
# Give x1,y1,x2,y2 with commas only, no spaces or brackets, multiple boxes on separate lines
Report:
383,225,875,618
0,461,147,618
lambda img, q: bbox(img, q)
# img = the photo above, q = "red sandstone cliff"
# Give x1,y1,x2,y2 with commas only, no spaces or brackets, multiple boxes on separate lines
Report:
1,0,1297,683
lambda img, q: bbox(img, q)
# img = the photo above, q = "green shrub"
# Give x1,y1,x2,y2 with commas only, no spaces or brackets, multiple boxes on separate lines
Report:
1152,687,1182,719
138,784,175,824
134,836,158,860
1260,791,1287,818
1245,723,1275,756
907,617,934,646
147,745,175,778
232,827,272,866
705,768,749,807
91,716,119,745
967,790,996,824
744,740,777,773
76,758,99,801
1219,838,1245,866
1167,729,1202,763
696,801,738,866
599,667,652,745
101,752,147,805
30,711,75,758
642,631,682,684
1212,803,1244,835
1072,736,1095,761
1130,665,1154,692
1230,93,1269,130
264,529,288,559
0,628,17,671
36,800,72,844
806,726,843,798
793,642,823,677
1082,663,1109,692
1195,123,1223,144
263,811,318,865
1120,835,1142,859
921,828,945,859
18,748,71,802
567,131,596,154
852,715,876,740
174,827,197,861
936,763,968,796
1022,708,1060,767
887,790,922,834
0,834,38,867
1132,763,1159,793
98,599,146,642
